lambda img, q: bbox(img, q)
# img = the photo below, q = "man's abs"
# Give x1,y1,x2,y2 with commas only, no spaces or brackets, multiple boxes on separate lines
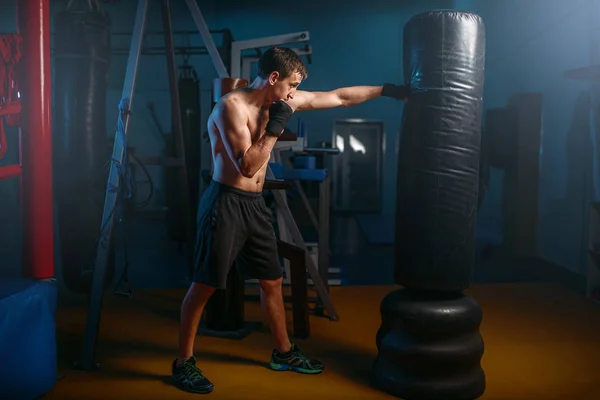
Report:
207,115,268,193
211,151,267,193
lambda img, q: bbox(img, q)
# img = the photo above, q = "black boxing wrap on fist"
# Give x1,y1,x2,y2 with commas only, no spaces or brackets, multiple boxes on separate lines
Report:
382,83,411,100
265,100,294,136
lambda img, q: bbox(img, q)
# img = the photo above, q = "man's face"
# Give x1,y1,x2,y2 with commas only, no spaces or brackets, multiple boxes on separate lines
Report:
269,71,302,102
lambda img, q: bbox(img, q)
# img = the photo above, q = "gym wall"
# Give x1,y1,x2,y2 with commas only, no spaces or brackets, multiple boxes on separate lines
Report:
469,0,594,274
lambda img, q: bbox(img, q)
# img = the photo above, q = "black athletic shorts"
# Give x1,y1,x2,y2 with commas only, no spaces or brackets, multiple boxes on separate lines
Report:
193,180,282,289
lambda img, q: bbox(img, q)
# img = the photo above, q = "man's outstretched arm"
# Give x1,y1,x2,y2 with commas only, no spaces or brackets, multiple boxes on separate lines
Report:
292,83,409,111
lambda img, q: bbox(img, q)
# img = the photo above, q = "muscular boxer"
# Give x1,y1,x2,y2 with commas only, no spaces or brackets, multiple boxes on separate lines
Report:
172,46,409,394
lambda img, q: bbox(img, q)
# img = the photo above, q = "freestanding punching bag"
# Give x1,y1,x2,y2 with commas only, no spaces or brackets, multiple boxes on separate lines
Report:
373,11,486,400
53,6,115,293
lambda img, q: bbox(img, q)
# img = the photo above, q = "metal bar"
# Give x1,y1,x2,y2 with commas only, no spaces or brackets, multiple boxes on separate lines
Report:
266,167,338,320
110,50,209,56
230,31,310,78
282,157,319,230
106,29,229,36
318,174,331,293
51,47,209,55
162,0,195,280
241,57,253,82
111,46,209,51
277,240,309,339
0,164,21,180
18,0,54,280
80,0,148,372
302,147,340,154
293,180,319,230
184,0,229,78
233,31,310,49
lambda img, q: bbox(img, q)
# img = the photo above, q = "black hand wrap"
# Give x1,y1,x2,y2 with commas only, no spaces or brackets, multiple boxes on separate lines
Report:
265,100,294,136
382,83,411,100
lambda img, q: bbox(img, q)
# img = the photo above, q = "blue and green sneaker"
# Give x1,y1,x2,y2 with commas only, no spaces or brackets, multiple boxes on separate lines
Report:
269,343,324,374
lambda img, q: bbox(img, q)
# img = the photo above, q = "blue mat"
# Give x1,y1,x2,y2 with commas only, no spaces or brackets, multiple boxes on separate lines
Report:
355,214,395,245
0,279,58,399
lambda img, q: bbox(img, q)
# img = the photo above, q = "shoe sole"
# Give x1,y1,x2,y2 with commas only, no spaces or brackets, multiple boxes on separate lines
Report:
269,362,323,374
171,376,215,394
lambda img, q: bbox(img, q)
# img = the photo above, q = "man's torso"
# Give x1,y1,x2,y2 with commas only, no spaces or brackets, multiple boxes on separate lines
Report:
207,90,270,193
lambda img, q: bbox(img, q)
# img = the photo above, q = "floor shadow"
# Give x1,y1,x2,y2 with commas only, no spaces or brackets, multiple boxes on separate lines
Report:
298,339,379,387
56,330,267,372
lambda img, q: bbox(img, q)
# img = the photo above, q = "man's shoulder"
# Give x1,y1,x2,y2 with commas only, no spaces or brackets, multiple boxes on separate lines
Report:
213,93,250,124
221,90,248,104
217,92,250,112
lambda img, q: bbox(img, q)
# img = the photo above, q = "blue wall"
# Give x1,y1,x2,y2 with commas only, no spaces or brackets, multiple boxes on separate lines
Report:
467,0,595,273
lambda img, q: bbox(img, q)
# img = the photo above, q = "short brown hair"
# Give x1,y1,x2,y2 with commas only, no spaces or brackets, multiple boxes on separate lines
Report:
257,46,308,80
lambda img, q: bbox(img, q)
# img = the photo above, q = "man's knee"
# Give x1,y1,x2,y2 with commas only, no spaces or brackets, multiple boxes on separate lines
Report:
259,276,283,293
186,282,217,303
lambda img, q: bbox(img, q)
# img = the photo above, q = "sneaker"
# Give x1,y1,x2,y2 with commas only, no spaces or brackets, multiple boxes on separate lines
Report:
171,356,214,394
269,343,324,374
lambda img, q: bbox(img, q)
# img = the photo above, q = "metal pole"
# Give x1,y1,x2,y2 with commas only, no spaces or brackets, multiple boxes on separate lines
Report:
184,0,229,78
79,0,148,371
318,174,331,289
18,0,54,280
161,0,195,280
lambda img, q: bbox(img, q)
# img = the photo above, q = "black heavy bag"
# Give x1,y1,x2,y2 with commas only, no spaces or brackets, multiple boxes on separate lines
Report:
166,64,201,245
53,8,115,293
395,11,486,292
372,11,486,400
179,65,202,229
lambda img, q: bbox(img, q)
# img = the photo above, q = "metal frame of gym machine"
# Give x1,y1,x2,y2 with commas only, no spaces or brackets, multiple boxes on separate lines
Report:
79,0,338,371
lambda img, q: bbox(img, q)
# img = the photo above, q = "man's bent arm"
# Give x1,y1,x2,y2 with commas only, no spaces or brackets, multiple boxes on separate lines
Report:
239,134,279,178
216,100,278,178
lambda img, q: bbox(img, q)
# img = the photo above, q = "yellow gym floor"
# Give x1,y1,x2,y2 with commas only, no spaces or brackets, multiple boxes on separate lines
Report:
46,283,600,399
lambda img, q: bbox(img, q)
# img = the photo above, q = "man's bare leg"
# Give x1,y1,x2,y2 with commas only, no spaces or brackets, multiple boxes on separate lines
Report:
176,282,216,365
259,277,292,353
259,276,324,373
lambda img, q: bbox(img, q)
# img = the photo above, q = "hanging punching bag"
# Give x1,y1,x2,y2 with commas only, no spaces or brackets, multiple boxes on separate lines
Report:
166,62,201,245
373,11,486,400
180,64,202,240
53,5,115,293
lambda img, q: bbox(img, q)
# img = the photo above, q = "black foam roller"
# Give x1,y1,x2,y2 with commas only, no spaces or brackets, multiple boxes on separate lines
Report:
373,289,485,399
395,11,486,291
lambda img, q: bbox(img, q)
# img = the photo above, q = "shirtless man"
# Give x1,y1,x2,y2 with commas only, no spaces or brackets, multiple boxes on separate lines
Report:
171,46,410,394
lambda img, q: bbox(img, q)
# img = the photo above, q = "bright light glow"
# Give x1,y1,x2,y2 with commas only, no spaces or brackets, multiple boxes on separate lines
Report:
335,134,345,153
349,134,366,154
